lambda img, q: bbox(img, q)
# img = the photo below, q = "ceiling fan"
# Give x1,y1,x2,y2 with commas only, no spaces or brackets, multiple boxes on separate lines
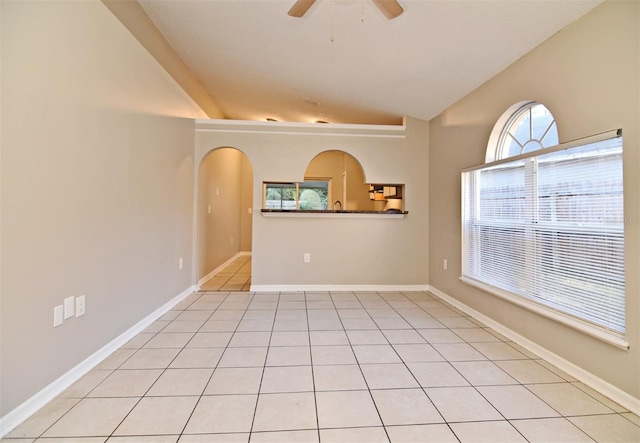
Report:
288,0,404,20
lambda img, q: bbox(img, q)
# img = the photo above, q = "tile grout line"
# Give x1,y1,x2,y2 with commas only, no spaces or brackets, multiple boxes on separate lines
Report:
304,291,323,443
247,290,278,438
175,290,246,440
159,291,234,440
377,291,454,438
331,290,393,443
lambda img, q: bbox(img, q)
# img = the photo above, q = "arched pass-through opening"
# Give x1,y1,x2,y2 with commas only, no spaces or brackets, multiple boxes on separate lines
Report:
304,150,375,211
197,147,254,291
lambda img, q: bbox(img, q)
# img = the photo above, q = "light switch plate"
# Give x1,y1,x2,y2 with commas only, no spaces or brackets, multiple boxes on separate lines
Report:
76,295,86,317
64,296,75,319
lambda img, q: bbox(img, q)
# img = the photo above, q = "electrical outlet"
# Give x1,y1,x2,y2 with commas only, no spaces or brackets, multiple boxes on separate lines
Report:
231,236,234,244
54,305,64,327
179,258,184,270
64,296,75,319
208,205,211,214
443,259,448,271
248,208,252,214
76,295,86,317
304,253,311,263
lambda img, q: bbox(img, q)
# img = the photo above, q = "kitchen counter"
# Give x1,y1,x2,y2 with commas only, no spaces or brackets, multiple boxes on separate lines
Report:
260,209,408,218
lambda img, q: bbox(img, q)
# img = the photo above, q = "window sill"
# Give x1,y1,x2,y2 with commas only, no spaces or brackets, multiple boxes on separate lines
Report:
460,276,629,351
261,209,408,219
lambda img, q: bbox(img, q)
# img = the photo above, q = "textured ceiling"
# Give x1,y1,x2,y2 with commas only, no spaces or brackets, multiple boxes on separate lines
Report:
139,0,601,125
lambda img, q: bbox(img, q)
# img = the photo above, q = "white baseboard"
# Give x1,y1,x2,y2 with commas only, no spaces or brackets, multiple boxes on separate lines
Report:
250,284,429,292
428,285,640,416
0,285,197,438
198,251,251,287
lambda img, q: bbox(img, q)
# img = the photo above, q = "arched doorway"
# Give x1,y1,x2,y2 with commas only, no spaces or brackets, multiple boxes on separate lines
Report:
197,147,253,291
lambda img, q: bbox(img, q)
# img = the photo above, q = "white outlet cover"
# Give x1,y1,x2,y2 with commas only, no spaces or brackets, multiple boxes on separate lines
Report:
64,296,75,319
76,295,86,317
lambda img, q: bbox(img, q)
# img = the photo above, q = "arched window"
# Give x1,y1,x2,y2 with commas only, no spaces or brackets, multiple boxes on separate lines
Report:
486,101,558,162
464,103,626,346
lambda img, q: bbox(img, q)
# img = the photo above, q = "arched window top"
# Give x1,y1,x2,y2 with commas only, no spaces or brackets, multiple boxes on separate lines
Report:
486,101,558,162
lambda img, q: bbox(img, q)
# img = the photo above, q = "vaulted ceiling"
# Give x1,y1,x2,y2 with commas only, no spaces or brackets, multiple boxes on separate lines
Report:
137,0,601,125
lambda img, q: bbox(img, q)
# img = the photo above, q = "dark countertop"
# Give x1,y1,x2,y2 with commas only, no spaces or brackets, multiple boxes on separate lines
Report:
261,209,408,214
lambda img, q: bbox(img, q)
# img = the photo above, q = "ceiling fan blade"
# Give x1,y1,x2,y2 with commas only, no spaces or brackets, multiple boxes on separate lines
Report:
288,0,317,17
372,0,404,19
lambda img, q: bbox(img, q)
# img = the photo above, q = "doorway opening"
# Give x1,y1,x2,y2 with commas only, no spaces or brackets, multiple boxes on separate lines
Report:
197,147,253,291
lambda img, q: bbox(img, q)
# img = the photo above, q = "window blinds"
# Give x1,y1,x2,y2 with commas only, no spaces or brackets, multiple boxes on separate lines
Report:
462,131,625,334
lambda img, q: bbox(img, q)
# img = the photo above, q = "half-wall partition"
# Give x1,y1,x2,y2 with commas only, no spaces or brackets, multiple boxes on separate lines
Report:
194,117,429,291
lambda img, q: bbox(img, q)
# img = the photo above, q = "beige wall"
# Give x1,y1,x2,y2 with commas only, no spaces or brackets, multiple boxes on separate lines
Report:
1,1,206,415
429,0,639,400
195,117,429,288
240,154,254,252
198,148,253,280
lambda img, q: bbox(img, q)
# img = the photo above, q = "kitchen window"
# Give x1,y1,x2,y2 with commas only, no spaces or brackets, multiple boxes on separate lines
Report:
264,179,330,210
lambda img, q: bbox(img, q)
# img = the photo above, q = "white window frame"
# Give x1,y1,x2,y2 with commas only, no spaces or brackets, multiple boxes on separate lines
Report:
486,101,558,162
462,129,628,350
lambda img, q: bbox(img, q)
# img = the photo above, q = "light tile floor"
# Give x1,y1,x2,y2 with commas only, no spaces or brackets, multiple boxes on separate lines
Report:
4,291,639,442
200,256,251,292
